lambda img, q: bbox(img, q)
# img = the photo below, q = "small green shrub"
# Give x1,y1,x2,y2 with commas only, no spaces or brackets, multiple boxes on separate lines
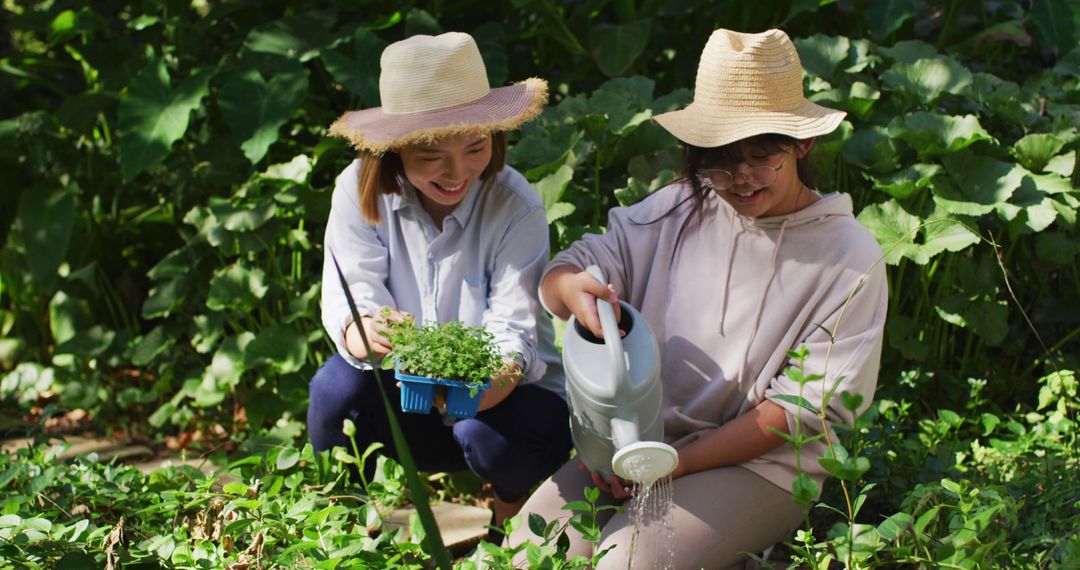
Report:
381,310,506,387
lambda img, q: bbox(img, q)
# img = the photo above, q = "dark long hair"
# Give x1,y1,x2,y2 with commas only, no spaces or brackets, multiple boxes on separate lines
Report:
635,134,816,254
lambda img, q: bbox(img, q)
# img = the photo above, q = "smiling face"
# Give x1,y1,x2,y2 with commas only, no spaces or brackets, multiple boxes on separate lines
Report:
698,136,816,218
398,134,493,224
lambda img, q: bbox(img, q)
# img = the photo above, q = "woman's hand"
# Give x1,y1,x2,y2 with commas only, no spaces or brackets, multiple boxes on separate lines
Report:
541,266,621,338
579,461,632,499
344,306,411,362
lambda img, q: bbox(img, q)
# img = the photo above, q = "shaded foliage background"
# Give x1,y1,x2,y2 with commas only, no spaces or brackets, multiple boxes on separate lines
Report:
0,0,1079,567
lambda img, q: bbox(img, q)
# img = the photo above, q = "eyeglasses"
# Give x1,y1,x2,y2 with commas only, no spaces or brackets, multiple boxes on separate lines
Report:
696,155,788,191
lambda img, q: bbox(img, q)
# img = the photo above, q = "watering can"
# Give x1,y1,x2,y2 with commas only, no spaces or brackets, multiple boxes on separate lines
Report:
562,265,678,484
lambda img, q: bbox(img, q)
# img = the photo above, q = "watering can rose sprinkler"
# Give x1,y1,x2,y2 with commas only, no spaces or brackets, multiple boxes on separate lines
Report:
563,266,679,485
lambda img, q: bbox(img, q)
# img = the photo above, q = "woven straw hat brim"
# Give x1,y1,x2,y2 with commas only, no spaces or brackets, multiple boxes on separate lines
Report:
653,98,846,148
329,78,547,154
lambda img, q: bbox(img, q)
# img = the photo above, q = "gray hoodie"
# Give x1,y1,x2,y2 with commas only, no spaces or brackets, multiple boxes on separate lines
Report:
544,181,888,492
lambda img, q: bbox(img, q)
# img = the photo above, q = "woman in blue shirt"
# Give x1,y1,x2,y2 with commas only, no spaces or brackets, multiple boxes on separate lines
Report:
308,32,570,527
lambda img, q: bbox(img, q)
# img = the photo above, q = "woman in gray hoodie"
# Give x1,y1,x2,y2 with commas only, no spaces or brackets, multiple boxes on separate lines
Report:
509,28,888,569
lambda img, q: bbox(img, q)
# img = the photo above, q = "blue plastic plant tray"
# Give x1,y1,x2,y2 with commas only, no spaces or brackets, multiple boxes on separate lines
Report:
394,369,490,418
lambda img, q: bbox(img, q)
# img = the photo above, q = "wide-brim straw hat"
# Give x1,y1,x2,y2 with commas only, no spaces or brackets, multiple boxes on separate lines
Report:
328,32,547,155
653,28,846,148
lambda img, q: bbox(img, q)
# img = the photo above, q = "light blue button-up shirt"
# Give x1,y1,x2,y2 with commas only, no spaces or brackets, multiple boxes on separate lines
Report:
320,159,565,398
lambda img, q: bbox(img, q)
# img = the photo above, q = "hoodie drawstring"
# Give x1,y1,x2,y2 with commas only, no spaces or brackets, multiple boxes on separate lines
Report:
717,217,739,335
736,218,788,389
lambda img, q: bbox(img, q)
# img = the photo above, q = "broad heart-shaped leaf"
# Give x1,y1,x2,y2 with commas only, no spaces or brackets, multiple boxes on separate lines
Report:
1036,231,1080,264
404,8,442,37
871,163,941,200
533,164,573,210
935,152,1024,216
934,295,1008,346
243,12,333,62
811,81,880,118
16,182,75,295
857,200,921,265
589,19,651,78
1030,0,1080,55
842,125,900,173
864,0,915,39
546,202,576,224
245,324,308,374
219,63,309,164
118,60,214,181
887,112,993,159
794,34,850,83
220,200,277,232
320,28,386,106
263,154,312,184
881,56,972,105
879,39,937,64
996,174,1062,233
856,201,978,265
206,263,269,312
589,76,655,135
1011,133,1066,172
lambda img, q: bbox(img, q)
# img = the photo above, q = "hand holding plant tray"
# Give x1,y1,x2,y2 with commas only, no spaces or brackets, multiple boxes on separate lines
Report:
379,307,512,418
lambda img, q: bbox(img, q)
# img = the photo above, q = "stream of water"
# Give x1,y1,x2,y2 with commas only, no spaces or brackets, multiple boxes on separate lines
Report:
621,458,676,570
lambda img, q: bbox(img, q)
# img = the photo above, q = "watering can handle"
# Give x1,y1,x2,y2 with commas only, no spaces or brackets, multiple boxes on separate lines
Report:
584,265,629,391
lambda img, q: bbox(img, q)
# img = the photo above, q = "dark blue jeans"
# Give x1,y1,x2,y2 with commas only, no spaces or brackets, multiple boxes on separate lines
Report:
307,354,573,502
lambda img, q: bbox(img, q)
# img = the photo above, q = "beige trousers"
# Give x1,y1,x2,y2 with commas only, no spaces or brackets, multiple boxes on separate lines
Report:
507,461,805,570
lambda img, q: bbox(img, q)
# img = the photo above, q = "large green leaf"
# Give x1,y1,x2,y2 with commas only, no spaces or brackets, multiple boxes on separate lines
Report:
856,200,921,264
935,152,1024,216
1030,0,1080,55
935,295,1008,345
794,34,850,82
996,174,1061,233
881,56,972,105
320,28,386,106
206,263,269,312
219,63,309,164
887,112,993,159
842,126,900,173
856,201,978,264
864,0,916,39
245,324,308,374
404,8,443,37
589,76,655,134
118,60,214,181
1012,133,1066,172
16,182,75,294
589,19,651,78
243,12,334,62
879,39,937,64
871,163,941,200
811,80,880,118
473,22,508,87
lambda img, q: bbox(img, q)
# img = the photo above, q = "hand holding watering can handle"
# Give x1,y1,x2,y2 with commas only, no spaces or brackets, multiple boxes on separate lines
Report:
584,265,629,391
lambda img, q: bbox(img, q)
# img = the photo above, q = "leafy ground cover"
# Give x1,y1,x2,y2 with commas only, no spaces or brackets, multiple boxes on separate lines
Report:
2,0,1079,568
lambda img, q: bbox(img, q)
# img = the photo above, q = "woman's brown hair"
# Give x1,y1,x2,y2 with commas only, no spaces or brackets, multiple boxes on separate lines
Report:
357,131,508,223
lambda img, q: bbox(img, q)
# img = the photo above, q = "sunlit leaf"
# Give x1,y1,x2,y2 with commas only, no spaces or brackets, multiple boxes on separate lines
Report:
879,39,937,64
1012,133,1066,172
935,152,1023,216
118,60,213,181
795,34,850,82
871,163,941,200
589,19,651,78
887,112,993,158
857,200,921,264
245,324,308,374
881,56,972,104
207,263,269,312
842,125,900,173
219,63,309,164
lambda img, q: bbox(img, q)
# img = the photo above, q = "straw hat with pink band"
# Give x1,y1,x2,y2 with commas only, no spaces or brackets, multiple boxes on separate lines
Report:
328,32,548,155
653,28,846,148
